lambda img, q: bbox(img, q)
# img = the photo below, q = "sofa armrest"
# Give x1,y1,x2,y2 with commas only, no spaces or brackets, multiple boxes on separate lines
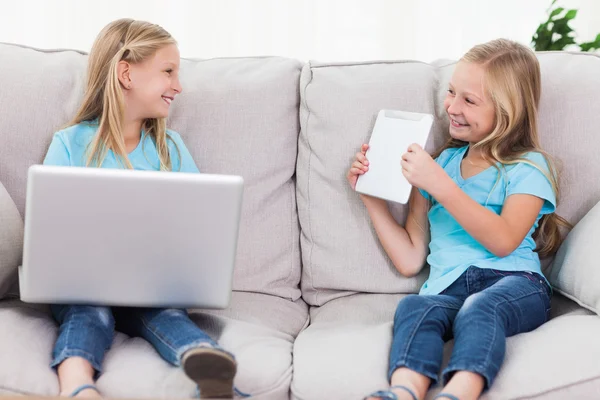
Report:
0,181,23,298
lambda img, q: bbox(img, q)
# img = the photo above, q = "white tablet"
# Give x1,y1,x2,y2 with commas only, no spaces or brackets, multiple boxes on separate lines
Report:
355,109,433,204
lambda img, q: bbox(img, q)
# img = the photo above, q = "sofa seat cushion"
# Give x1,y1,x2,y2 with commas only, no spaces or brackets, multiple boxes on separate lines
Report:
292,293,599,400
0,292,307,398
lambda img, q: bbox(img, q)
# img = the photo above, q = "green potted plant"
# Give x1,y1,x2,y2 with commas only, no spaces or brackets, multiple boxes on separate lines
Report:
532,0,600,51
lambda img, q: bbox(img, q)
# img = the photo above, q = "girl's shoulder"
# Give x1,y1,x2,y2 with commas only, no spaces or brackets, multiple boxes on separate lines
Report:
165,129,190,149
506,151,551,175
166,128,183,141
54,120,98,146
522,151,548,165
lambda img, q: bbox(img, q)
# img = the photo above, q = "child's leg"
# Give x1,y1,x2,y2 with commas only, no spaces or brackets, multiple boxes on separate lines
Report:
57,358,101,398
441,272,551,398
51,305,115,397
380,294,464,400
116,307,236,398
115,308,221,363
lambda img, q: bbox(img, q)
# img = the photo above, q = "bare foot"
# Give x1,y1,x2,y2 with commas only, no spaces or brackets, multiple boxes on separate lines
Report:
57,357,101,398
441,370,485,400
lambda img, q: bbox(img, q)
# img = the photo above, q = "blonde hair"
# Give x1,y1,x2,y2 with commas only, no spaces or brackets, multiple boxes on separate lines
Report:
68,18,179,170
434,38,571,257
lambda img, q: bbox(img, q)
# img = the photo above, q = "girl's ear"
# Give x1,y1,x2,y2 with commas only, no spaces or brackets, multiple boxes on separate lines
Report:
117,60,132,90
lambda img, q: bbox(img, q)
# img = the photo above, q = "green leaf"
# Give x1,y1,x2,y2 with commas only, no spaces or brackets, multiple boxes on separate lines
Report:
551,36,576,50
532,1,586,52
552,18,574,36
564,9,578,20
579,34,600,51
579,43,595,51
535,22,549,34
549,7,565,19
548,0,559,12
532,24,554,51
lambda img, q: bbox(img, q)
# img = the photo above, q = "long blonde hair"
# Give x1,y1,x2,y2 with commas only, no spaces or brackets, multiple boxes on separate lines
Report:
68,18,178,170
434,39,571,257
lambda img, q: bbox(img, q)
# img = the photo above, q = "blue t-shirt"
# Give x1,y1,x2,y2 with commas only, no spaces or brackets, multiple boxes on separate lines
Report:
43,120,199,173
418,146,556,295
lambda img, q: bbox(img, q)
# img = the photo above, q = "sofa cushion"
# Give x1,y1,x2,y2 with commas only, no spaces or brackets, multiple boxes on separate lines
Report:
296,60,450,306
549,200,600,315
0,43,303,300
533,52,600,315
0,181,23,299
0,292,308,398
291,293,598,400
534,52,600,227
292,294,402,399
296,52,600,307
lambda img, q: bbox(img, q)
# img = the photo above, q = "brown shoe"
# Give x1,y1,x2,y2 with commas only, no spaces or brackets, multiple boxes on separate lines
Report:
181,347,237,399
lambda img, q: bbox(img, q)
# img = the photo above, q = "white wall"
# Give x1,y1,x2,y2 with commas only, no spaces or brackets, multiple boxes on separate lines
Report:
1,0,599,62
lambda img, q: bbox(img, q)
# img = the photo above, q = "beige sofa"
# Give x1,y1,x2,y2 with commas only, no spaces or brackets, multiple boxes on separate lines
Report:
1,42,600,399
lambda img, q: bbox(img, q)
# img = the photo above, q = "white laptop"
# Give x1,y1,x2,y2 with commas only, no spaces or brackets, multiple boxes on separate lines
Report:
355,109,433,204
19,165,244,309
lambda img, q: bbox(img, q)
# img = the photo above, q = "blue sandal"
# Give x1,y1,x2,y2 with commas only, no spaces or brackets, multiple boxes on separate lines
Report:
434,394,460,400
364,385,418,400
234,386,251,397
69,384,100,397
195,386,251,398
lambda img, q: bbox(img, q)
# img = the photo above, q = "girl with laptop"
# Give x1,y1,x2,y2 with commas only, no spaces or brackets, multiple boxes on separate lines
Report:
42,19,240,399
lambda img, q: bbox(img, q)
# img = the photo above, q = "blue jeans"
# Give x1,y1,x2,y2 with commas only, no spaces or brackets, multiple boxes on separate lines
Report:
389,266,551,390
51,305,222,373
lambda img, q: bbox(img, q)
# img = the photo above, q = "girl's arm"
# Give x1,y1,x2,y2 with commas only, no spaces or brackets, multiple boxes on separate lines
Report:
403,144,548,258
433,181,543,257
169,131,200,173
348,143,430,277
43,133,71,166
361,189,430,277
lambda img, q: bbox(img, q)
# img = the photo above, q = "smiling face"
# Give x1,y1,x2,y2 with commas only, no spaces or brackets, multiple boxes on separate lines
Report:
126,43,182,120
443,61,496,144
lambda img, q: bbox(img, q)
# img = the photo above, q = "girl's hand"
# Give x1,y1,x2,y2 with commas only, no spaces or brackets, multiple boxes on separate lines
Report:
401,143,450,196
347,144,370,191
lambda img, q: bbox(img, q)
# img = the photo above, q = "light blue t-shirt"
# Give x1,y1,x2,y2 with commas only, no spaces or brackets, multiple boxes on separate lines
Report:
43,120,199,173
418,146,556,295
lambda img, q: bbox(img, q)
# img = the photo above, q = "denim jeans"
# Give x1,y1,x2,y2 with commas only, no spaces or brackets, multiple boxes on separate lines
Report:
389,266,551,390
50,305,222,373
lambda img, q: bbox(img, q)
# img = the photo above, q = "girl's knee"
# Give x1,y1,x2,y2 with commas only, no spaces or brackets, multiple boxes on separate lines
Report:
394,294,428,321
89,306,113,327
143,308,187,321
453,292,500,329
